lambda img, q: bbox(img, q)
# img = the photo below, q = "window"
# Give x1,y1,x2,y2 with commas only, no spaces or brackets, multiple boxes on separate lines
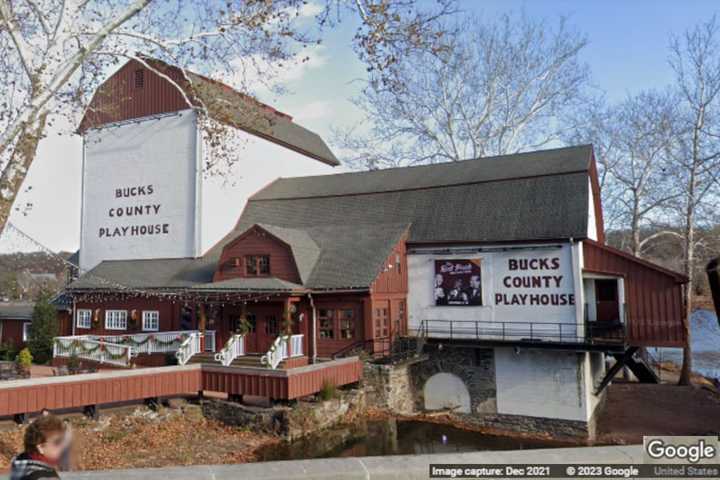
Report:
395,253,402,274
395,301,405,336
258,255,270,275
245,255,271,276
142,311,159,331
22,322,31,342
340,309,356,339
134,69,144,88
105,310,127,330
76,309,92,329
319,309,335,339
375,307,389,338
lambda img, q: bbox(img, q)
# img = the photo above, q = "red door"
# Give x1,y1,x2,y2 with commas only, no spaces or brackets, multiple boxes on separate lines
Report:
245,306,281,353
595,279,620,323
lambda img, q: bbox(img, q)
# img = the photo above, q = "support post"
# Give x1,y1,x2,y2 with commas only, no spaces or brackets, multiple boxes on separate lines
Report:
83,405,98,420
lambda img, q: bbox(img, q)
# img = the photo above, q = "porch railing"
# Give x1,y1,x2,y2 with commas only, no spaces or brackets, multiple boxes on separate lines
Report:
97,331,199,355
53,336,135,367
214,334,245,366
261,334,304,370
289,334,303,357
176,332,202,366
261,335,288,369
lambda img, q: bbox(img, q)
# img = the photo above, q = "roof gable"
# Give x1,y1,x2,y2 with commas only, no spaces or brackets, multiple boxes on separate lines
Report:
79,58,338,166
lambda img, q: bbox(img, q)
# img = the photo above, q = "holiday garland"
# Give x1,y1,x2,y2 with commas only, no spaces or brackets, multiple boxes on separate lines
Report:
56,339,131,361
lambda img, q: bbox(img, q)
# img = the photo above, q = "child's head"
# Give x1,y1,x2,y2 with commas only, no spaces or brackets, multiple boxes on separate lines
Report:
24,414,67,462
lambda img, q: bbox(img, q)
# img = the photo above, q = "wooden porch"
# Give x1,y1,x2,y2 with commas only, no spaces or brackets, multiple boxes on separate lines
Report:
0,358,363,420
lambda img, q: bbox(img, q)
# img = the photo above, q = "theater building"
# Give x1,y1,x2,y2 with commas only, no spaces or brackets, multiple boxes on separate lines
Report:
56,59,687,436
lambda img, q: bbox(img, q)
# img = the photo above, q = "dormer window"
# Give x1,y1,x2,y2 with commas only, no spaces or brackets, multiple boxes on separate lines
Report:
246,255,270,276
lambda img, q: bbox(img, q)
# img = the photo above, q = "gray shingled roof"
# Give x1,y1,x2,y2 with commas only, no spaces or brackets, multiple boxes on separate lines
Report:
243,145,593,244
255,224,320,284
67,145,593,293
0,303,34,321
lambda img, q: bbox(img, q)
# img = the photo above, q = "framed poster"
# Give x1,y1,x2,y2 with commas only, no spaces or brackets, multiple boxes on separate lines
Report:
434,259,483,306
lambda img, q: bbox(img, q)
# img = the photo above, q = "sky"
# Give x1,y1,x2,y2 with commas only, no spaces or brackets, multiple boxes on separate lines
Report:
5,0,720,255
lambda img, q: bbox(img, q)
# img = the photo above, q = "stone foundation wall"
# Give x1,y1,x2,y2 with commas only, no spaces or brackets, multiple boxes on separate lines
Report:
362,346,596,440
201,389,366,440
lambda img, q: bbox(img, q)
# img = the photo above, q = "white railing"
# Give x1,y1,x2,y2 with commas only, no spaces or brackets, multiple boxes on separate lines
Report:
289,334,304,357
261,335,289,370
214,334,245,366
175,332,202,366
98,331,198,355
53,337,134,367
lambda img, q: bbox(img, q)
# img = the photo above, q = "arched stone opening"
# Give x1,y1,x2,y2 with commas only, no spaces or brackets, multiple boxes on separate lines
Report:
423,372,471,413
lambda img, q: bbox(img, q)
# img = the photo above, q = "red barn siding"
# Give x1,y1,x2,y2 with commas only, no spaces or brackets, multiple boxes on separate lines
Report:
0,319,29,349
583,240,687,347
370,235,409,339
214,226,301,284
79,60,191,132
0,366,202,417
73,298,186,336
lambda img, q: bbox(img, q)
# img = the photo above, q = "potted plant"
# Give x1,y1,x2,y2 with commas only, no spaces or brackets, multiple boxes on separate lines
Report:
15,348,33,378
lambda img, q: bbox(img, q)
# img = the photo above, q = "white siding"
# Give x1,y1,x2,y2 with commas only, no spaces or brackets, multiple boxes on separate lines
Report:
80,110,199,271
408,244,578,339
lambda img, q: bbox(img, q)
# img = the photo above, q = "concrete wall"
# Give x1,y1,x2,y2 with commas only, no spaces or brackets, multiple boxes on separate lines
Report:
494,348,586,422
407,243,578,339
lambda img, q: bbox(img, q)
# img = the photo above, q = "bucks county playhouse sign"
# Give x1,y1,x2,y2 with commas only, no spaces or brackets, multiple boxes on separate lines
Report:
495,256,575,307
98,184,170,239
79,111,200,271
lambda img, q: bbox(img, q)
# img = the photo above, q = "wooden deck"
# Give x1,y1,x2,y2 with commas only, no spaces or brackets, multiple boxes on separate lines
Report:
0,358,363,418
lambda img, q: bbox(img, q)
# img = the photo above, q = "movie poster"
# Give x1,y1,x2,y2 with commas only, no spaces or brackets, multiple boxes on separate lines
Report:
434,259,483,306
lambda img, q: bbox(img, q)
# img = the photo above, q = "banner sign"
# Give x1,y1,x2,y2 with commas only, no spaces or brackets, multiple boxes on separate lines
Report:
434,259,483,306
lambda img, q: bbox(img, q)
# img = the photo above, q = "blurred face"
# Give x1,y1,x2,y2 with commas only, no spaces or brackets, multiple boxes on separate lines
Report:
435,274,444,287
470,276,480,289
37,431,66,462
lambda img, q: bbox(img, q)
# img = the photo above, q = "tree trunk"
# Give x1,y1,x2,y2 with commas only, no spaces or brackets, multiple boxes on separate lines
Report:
0,114,48,235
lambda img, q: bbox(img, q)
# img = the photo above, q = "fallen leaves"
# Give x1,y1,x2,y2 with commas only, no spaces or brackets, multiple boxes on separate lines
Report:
0,404,280,472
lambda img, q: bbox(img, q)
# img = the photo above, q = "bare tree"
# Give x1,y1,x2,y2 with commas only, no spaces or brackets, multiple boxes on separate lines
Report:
667,16,720,385
336,11,591,170
0,0,456,236
576,91,681,256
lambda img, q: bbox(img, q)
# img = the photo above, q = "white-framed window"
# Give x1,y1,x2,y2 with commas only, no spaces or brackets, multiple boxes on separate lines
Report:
22,322,31,342
142,311,160,331
76,309,92,329
105,310,127,330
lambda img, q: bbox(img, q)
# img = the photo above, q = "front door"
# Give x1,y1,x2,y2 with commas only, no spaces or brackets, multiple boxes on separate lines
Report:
244,306,281,353
595,279,620,323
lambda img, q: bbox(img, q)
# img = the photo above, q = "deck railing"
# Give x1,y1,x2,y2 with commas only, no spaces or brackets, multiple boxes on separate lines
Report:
53,330,212,367
53,337,135,367
289,334,304,357
418,319,626,345
97,331,198,354
175,332,202,365
214,334,245,366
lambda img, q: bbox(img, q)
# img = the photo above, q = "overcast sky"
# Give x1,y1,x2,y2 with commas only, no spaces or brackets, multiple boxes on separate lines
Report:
4,0,720,254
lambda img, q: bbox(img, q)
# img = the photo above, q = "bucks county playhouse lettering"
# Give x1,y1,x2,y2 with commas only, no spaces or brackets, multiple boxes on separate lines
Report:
98,184,170,239
495,256,576,306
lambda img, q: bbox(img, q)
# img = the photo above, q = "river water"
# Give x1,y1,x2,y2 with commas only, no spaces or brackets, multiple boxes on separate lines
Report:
651,309,720,379
258,419,568,462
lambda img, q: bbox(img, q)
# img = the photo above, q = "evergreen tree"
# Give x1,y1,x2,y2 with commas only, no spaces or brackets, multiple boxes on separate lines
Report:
27,293,58,364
